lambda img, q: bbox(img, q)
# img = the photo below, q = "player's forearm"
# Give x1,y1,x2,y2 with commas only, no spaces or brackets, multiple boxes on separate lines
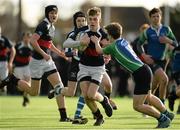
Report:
171,40,178,47
136,43,145,55
30,34,47,57
168,29,178,47
31,40,46,57
95,43,103,54
63,38,80,48
50,45,66,58
9,47,16,64
164,38,178,47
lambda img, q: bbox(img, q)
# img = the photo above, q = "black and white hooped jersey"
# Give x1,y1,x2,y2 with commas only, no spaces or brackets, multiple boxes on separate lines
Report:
70,25,108,66
65,30,80,61
14,42,33,67
32,18,55,59
0,35,13,61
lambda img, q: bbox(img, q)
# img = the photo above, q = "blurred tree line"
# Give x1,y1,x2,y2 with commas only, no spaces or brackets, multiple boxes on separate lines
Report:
0,0,31,42
0,0,180,43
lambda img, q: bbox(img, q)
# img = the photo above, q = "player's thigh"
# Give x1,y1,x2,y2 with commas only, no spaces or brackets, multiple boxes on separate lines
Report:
154,68,168,82
67,80,77,94
80,81,89,98
101,72,112,90
47,72,62,86
87,83,99,98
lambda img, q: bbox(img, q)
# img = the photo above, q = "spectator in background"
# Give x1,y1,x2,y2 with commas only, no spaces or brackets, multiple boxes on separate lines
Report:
131,23,150,58
0,25,16,95
168,45,180,114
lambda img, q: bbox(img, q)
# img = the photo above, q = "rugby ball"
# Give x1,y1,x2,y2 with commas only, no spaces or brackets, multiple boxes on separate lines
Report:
76,31,88,51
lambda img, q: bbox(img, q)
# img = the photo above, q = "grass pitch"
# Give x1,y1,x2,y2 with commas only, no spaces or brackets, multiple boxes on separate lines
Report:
0,96,180,130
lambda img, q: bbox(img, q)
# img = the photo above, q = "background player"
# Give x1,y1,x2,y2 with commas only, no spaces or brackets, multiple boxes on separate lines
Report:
13,31,33,107
0,25,15,95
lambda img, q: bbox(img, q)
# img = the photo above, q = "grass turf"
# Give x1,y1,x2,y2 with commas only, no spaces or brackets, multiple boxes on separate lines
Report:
0,96,180,130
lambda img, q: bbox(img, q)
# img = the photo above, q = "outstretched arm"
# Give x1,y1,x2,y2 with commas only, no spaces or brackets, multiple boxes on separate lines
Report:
50,44,68,60
63,38,81,48
63,33,90,48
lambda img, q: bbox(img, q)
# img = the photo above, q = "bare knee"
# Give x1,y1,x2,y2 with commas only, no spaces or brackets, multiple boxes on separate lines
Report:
133,101,145,112
68,89,76,97
103,84,112,93
156,70,168,84
133,104,138,111
161,74,168,84
87,93,95,100
61,87,75,97
87,95,95,100
133,104,141,112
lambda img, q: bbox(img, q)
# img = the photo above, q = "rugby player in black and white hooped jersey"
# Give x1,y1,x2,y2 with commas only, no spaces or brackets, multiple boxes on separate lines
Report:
62,7,113,126
0,25,16,95
62,11,88,124
0,5,72,122
13,31,33,107
62,11,117,124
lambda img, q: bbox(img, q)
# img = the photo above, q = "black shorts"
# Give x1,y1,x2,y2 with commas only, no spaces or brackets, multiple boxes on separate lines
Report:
173,71,180,85
68,58,79,81
149,60,166,73
132,64,152,95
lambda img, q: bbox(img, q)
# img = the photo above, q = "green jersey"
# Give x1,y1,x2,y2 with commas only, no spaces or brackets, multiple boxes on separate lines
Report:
103,38,144,73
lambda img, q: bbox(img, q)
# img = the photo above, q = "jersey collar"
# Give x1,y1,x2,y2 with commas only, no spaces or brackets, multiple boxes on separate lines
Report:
150,24,163,36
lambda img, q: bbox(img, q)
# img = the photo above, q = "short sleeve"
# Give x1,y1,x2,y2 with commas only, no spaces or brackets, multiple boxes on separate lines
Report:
102,45,112,55
35,22,47,36
3,36,13,48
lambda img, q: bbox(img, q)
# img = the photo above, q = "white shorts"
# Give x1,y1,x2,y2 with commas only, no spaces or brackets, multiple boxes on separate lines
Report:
77,63,105,83
0,61,8,81
29,58,57,79
14,65,31,80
